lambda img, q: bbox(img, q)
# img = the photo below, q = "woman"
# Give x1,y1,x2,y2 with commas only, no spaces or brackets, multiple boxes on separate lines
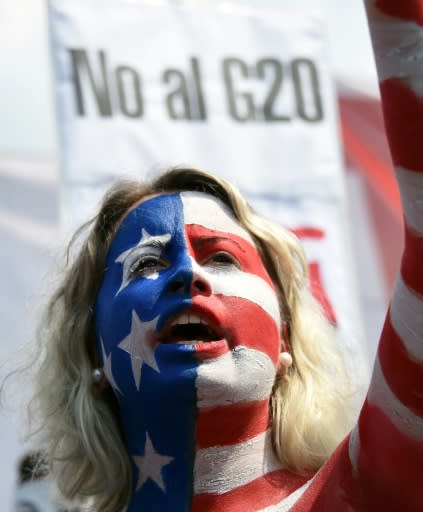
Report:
34,168,352,511
30,1,423,511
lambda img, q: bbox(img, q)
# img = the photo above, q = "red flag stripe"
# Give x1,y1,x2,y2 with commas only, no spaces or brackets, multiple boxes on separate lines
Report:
379,79,423,170
402,224,423,295
356,400,423,511
375,0,423,25
396,167,423,234
378,313,423,415
289,437,359,512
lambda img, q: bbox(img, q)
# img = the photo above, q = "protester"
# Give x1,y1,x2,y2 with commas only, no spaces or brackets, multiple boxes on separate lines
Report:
26,1,423,510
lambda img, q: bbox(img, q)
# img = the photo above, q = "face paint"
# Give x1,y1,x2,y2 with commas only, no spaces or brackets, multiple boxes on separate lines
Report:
95,192,283,511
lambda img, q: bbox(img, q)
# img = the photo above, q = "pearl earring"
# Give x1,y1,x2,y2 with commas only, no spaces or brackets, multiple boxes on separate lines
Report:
277,352,293,376
92,368,104,382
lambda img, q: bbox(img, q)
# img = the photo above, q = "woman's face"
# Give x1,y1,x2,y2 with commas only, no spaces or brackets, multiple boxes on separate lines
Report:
95,192,282,397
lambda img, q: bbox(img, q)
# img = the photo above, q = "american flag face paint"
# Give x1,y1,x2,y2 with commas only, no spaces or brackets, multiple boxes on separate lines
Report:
95,192,283,511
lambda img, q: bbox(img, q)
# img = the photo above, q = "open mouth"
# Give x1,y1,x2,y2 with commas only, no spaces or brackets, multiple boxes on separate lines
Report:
161,313,222,345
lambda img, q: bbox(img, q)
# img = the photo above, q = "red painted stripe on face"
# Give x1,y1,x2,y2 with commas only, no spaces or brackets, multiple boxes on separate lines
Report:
402,224,423,295
378,313,423,416
380,79,423,171
375,0,423,25
356,401,423,511
192,468,309,512
191,295,282,364
185,224,274,288
196,400,270,449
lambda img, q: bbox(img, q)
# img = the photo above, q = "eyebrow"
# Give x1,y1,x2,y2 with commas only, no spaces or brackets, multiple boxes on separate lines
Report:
130,236,170,255
143,239,168,249
116,233,171,264
192,236,246,253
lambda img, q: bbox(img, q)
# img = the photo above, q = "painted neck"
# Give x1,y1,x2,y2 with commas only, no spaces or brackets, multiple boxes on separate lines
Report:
119,343,304,512
190,401,286,511
124,395,288,512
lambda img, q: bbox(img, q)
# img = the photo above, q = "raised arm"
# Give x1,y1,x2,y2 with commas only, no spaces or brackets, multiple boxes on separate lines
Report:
347,1,423,509
288,2,423,511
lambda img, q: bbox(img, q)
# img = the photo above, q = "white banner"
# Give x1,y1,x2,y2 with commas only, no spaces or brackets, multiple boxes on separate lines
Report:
48,0,368,384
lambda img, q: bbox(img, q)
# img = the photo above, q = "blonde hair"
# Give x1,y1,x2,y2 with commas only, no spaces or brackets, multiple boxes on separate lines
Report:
28,168,354,511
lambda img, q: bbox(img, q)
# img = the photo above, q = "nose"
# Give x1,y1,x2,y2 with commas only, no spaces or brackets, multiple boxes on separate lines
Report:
190,269,212,296
166,262,212,296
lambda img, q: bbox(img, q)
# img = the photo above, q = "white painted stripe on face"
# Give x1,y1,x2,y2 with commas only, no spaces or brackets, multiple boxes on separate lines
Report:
194,430,281,494
259,478,313,511
196,346,276,409
348,426,360,477
390,276,423,361
181,191,255,244
396,166,423,234
367,358,423,441
192,259,281,328
370,20,423,96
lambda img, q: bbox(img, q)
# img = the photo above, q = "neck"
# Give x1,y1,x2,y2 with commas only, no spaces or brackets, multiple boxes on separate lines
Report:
190,401,288,511
120,345,300,512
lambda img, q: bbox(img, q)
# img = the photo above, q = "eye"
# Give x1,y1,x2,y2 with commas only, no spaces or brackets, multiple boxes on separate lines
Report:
129,255,168,277
205,251,240,269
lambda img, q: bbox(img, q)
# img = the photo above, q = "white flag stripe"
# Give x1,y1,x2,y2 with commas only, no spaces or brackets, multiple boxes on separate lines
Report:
371,20,423,96
368,358,423,441
181,192,255,244
196,346,276,409
259,478,313,512
396,166,423,234
348,426,360,476
194,430,280,495
390,276,423,361
192,259,281,327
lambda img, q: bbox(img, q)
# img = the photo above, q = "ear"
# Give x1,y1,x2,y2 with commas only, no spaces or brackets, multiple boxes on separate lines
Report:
280,320,289,352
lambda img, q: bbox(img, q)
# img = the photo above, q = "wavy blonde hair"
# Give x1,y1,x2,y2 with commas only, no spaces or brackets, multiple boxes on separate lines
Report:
28,168,354,511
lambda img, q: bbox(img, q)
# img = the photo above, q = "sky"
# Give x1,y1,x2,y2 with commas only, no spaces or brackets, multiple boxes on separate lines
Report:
0,0,379,156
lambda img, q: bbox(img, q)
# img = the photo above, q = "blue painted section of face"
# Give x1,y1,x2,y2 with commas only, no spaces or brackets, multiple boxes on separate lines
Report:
95,194,197,512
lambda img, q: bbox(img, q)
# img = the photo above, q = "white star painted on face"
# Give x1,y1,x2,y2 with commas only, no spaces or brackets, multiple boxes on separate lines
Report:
115,229,171,295
133,433,174,492
118,311,160,390
100,337,121,395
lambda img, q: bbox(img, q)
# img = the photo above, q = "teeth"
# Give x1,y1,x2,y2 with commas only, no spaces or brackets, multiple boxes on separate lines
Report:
171,313,206,327
178,314,189,325
176,340,204,345
190,314,201,324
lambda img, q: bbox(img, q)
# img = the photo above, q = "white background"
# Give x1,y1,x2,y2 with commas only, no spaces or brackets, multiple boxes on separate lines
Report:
0,0,379,156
